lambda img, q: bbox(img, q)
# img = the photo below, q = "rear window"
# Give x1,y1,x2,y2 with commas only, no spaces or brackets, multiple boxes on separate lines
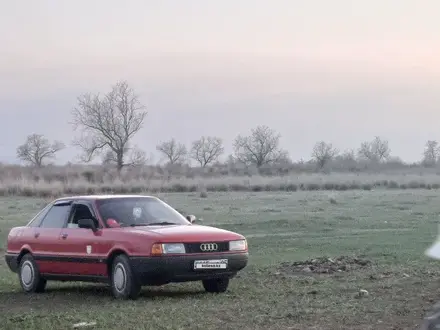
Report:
96,197,189,226
40,204,71,228
27,203,52,227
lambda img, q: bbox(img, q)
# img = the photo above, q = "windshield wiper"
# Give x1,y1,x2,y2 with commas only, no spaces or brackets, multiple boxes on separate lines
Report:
145,221,178,226
128,221,178,227
129,223,149,227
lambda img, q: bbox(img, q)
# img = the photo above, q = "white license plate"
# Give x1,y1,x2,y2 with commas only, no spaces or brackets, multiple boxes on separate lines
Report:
194,259,228,270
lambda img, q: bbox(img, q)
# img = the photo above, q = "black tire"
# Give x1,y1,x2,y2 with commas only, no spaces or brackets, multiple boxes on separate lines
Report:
18,254,47,293
110,254,141,300
202,278,229,293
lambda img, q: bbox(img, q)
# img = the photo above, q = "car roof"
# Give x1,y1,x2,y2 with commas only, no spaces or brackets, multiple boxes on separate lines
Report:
53,194,159,203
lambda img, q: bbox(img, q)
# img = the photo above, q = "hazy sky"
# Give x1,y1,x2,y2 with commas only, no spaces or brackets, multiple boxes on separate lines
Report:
1,0,440,164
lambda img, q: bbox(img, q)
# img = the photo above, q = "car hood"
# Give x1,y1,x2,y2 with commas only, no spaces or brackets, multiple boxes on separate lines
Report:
121,224,244,242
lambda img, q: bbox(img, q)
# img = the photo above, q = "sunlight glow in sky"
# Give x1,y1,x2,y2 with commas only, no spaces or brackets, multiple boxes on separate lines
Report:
1,0,439,163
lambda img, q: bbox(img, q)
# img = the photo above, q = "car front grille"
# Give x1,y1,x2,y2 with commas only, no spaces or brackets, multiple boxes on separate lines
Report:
184,242,229,253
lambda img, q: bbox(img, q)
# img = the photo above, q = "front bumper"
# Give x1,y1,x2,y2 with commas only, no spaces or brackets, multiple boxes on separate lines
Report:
5,253,19,273
129,252,248,285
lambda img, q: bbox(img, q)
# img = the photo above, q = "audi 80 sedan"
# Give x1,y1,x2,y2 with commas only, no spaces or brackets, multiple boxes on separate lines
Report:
4,195,249,299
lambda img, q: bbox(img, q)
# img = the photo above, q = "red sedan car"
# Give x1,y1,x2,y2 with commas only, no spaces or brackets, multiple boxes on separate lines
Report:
4,195,249,299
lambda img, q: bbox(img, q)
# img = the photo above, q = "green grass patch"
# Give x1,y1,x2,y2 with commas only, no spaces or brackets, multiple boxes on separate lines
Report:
0,190,439,329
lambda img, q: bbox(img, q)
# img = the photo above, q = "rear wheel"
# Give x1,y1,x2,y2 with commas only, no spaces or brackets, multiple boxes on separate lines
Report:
110,254,141,300
202,278,229,293
18,254,47,293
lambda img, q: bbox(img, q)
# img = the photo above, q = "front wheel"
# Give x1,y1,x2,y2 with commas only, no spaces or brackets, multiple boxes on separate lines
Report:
202,278,229,293
110,254,141,300
18,254,47,293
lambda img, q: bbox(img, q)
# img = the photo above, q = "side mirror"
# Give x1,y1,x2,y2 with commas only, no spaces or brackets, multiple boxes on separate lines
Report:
78,218,98,232
186,215,196,224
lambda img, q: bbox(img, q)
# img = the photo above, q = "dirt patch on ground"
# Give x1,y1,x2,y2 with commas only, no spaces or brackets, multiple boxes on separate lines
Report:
278,255,372,275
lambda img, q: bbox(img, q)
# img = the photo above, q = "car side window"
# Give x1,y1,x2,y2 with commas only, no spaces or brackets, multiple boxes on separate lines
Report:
66,203,98,229
39,204,71,228
27,203,52,227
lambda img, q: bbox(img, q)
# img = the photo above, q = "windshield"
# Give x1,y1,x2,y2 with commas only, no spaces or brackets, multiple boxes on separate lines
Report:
96,197,190,227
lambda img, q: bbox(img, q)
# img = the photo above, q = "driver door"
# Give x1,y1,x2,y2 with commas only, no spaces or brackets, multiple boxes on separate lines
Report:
56,201,108,276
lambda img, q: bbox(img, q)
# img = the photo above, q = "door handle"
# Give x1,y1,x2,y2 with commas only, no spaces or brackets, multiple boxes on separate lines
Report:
61,233,68,239
34,232,40,238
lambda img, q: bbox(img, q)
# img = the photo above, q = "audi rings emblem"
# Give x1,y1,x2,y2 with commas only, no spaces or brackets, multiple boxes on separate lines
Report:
200,243,218,252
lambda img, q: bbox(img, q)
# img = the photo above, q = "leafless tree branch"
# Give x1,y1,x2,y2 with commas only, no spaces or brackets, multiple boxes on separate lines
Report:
156,138,187,165
190,136,224,167
311,141,339,169
16,134,65,167
71,80,147,172
233,125,288,167
422,140,440,167
357,136,391,163
102,145,146,167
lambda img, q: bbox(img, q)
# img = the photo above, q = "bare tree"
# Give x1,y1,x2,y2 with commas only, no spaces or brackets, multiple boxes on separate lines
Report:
156,138,187,165
332,148,359,171
233,125,288,167
422,140,440,167
311,141,339,169
190,136,224,167
102,147,147,167
339,149,356,161
71,80,147,172
357,136,391,162
16,134,65,167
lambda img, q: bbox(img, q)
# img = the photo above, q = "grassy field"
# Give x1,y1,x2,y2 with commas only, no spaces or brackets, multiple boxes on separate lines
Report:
1,190,440,329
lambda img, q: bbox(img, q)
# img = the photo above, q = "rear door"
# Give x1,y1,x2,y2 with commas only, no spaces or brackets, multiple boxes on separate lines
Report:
56,201,108,276
32,200,72,274
13,203,52,252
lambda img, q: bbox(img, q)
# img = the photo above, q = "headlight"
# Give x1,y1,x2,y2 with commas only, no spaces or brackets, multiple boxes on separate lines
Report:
163,243,186,254
229,239,247,251
152,243,186,255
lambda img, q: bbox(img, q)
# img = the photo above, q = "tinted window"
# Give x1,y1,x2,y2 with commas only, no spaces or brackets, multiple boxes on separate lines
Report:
96,197,189,226
27,203,52,227
40,205,71,228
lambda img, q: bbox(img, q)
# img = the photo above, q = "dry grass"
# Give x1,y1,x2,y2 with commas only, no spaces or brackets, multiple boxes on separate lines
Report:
1,171,440,197
1,162,440,197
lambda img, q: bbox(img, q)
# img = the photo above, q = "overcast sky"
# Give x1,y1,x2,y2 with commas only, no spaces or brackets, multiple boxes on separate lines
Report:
1,0,439,164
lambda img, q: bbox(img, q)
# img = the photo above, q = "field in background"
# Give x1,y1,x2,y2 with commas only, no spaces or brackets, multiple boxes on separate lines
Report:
1,190,440,329
2,162,440,197
3,170,440,197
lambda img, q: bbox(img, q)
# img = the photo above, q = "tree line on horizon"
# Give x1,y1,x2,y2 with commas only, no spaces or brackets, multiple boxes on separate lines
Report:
14,80,440,171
